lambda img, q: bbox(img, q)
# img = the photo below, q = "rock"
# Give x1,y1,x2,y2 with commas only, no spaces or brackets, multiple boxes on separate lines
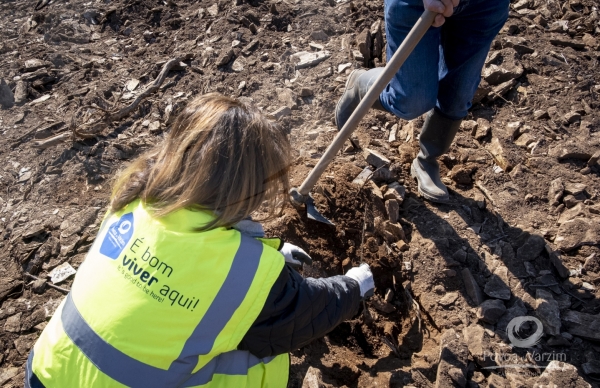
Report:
207,3,219,16
299,87,313,97
462,268,484,305
484,267,511,300
338,63,352,73
563,194,580,208
356,28,371,66
4,312,22,333
488,79,517,100
549,37,586,50
291,51,331,69
14,333,37,355
352,167,373,186
549,251,570,279
276,88,297,110
397,143,415,164
535,289,561,336
582,33,598,49
550,142,594,161
449,165,474,185
562,310,600,341
487,374,509,388
487,137,514,171
453,249,467,263
309,42,324,50
514,133,535,148
32,277,47,294
533,109,549,120
271,106,291,119
496,299,528,338
563,182,586,196
516,235,545,261
231,57,245,72
461,120,478,133
439,292,459,307
583,253,600,273
383,221,405,243
383,182,405,203
310,30,329,41
555,217,600,252
533,361,591,388
548,178,565,206
241,39,259,56
0,79,15,109
385,199,399,223
364,148,390,168
14,80,28,105
474,193,486,210
588,150,600,166
216,49,234,66
557,203,588,225
0,367,19,386
482,49,524,85
564,111,581,124
473,118,491,140
581,360,600,379
477,299,506,324
435,329,469,388
463,324,491,367
23,58,47,71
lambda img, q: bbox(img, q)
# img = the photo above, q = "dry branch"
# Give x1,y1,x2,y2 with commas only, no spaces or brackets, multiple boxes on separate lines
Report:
32,132,71,149
107,57,181,122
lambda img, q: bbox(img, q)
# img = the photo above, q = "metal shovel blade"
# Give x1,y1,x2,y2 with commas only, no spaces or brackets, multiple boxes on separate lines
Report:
306,195,335,225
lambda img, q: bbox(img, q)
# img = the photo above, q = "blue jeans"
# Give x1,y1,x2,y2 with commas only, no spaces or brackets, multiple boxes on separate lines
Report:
380,0,510,120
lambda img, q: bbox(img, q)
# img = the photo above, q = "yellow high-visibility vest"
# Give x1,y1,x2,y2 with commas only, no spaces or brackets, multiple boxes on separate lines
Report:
29,200,288,387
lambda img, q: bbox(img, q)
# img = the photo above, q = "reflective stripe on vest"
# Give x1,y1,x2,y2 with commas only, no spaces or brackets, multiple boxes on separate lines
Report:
61,234,274,387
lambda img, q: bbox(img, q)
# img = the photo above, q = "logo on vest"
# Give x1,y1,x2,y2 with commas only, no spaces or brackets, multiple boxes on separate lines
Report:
99,213,134,259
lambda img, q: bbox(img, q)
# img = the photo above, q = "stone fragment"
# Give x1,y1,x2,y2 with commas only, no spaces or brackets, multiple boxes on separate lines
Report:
435,329,469,388
338,63,352,73
14,80,28,105
547,178,564,206
439,292,459,307
216,49,234,66
271,106,291,120
231,57,245,72
276,88,297,110
0,79,15,109
482,49,524,85
488,79,517,100
299,87,313,97
487,137,514,171
310,30,328,41
514,133,535,148
477,299,506,324
462,324,491,367
207,3,219,16
533,361,591,388
461,120,477,133
516,235,545,261
487,374,509,388
562,310,600,341
555,217,600,252
308,42,324,50
49,262,77,284
588,150,600,166
4,312,22,333
241,39,259,55
535,289,561,336
533,109,549,120
557,202,588,225
448,165,474,185
582,33,598,49
356,28,371,66
0,367,19,386
291,51,331,69
484,267,511,300
462,268,484,306
385,199,399,223
352,167,373,186
472,118,491,140
382,221,405,243
32,277,47,294
549,251,570,279
364,148,390,168
581,360,600,379
383,182,405,203
549,37,585,50
564,111,581,124
372,298,395,313
563,182,586,196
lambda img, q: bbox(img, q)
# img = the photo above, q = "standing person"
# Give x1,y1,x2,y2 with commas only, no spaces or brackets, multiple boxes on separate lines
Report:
26,93,375,388
336,0,510,202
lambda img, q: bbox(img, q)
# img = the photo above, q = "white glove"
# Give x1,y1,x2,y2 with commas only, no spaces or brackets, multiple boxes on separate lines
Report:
345,263,375,299
280,243,312,268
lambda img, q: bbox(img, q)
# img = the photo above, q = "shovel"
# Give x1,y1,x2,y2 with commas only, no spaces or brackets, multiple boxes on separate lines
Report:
289,10,437,225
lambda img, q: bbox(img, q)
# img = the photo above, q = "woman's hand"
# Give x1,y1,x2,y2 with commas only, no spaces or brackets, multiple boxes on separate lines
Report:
424,0,460,27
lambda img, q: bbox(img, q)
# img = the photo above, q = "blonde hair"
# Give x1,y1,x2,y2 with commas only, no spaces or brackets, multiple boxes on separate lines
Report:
110,93,290,230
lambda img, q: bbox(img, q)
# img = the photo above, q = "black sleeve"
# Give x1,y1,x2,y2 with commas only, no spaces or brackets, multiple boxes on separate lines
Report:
238,265,361,358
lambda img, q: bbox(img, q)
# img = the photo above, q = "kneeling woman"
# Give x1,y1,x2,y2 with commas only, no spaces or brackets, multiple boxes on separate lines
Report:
26,93,374,388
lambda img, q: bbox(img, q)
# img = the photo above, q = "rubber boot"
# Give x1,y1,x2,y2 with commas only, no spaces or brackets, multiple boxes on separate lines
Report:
335,67,385,131
411,109,462,203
